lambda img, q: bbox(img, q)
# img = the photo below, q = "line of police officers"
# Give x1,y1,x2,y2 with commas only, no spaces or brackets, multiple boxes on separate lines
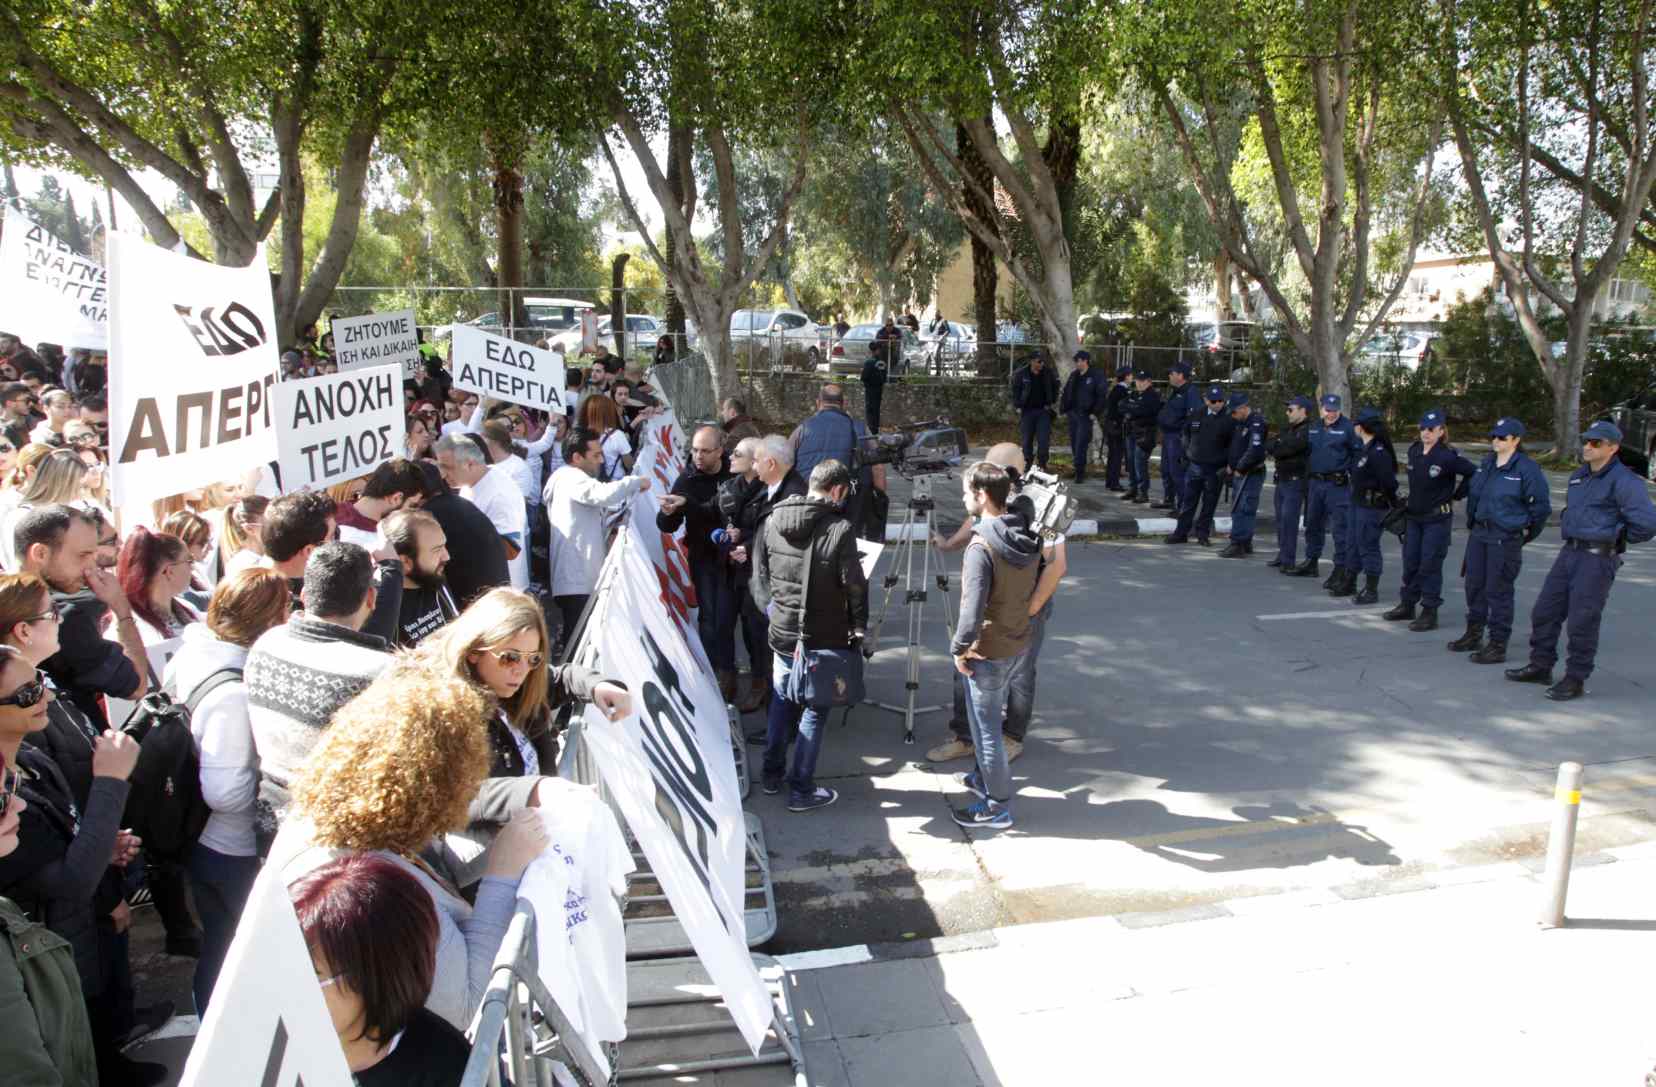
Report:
1024,349,1656,703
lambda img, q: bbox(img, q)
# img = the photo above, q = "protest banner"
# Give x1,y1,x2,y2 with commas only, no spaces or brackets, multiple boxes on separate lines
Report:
178,869,352,1087
330,308,421,380
0,206,108,350
273,364,402,492
107,234,280,507
451,324,566,413
577,530,773,1056
626,410,704,665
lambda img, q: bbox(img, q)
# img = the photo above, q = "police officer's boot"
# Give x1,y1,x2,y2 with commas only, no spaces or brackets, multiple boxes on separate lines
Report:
1321,566,1341,590
1352,574,1380,605
1286,559,1319,578
1382,599,1414,621
1446,622,1483,652
1218,541,1247,558
1470,639,1507,664
1327,568,1358,597
1408,606,1438,632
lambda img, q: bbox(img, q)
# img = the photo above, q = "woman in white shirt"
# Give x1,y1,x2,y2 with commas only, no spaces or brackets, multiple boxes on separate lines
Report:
163,567,292,1012
578,395,633,481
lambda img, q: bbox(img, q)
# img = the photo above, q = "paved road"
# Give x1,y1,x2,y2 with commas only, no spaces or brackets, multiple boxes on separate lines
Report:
751,507,1656,953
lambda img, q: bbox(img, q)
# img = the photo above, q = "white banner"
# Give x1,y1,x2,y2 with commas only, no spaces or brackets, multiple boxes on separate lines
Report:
273,365,402,492
578,531,771,1055
107,234,280,507
330,308,421,380
0,206,108,350
179,869,352,1087
626,409,704,666
451,324,566,413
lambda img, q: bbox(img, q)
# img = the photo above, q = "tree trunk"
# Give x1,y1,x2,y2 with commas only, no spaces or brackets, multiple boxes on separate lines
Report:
1553,307,1592,453
289,119,378,340
958,120,999,377
662,127,687,344
610,253,629,358
489,142,526,337
1216,249,1234,322
272,100,307,347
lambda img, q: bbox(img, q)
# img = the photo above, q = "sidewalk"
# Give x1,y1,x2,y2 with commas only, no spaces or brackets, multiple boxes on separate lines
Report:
781,845,1656,1085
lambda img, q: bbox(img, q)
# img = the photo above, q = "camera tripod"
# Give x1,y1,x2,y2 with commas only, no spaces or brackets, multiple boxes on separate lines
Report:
864,473,958,744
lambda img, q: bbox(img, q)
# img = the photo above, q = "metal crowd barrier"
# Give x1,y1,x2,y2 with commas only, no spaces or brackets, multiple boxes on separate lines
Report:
461,901,613,1087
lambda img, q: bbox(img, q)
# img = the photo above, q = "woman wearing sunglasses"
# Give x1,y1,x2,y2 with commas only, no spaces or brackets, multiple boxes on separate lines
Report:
0,746,101,1087
0,628,152,1085
415,589,631,886
116,528,203,649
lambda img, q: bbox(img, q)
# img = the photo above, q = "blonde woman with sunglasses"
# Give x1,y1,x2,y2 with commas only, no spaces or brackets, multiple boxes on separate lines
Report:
414,589,631,884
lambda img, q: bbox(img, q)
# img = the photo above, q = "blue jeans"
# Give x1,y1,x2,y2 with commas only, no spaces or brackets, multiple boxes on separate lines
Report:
1464,526,1524,642
1528,546,1619,680
693,563,737,671
963,655,1018,807
1020,410,1052,468
1304,478,1350,565
1128,439,1152,496
1161,433,1187,506
1229,472,1265,544
763,652,827,802
1275,477,1306,563
951,604,1047,744
1401,517,1452,607
187,843,259,1014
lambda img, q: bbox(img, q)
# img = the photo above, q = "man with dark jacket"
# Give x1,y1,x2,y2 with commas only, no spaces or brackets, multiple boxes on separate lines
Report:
1165,384,1235,546
1268,395,1313,570
1122,369,1161,503
788,384,885,535
859,340,888,434
719,397,762,456
1219,392,1269,558
751,460,868,813
658,425,738,698
1156,361,1199,511
732,435,807,722
1101,365,1132,492
414,462,510,608
948,460,1040,831
1011,354,1059,470
1059,350,1103,483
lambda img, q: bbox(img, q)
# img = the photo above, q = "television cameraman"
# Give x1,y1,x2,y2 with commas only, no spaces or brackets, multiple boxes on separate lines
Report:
928,443,1067,766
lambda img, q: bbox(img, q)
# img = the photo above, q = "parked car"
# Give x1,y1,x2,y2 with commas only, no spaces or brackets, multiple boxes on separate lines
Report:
823,322,925,376
547,313,664,358
729,308,826,370
435,296,595,340
1354,330,1438,373
1609,382,1656,478
921,320,978,373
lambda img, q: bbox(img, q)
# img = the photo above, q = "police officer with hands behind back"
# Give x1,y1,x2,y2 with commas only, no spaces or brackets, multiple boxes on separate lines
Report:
1450,416,1550,664
1059,350,1103,483
1219,391,1268,558
1382,409,1476,632
1165,384,1233,546
1504,420,1656,701
1342,407,1399,605
1122,368,1161,504
1155,361,1199,511
1268,395,1313,570
1288,394,1361,585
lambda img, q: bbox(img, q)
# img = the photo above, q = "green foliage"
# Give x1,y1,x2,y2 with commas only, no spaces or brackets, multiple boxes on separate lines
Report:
20,174,91,249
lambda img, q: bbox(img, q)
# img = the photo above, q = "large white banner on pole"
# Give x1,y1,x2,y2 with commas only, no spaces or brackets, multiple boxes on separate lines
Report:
451,324,566,413
273,365,402,492
578,531,771,1055
0,206,108,350
625,409,705,668
179,869,352,1087
107,234,280,507
330,308,421,380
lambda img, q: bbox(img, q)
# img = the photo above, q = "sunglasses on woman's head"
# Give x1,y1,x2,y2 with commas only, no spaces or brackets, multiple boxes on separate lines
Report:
0,669,48,709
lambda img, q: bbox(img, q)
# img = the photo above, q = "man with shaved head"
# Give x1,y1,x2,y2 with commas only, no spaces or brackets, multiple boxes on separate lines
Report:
927,442,1067,764
658,423,739,699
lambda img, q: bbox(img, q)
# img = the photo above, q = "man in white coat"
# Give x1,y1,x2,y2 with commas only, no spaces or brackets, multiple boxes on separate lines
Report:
544,425,646,648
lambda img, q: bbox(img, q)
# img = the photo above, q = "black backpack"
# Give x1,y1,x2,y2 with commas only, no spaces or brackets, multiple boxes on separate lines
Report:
120,667,243,862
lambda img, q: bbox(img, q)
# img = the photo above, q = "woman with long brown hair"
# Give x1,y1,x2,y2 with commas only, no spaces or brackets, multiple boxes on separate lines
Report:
415,589,630,881
577,392,633,479
0,448,90,569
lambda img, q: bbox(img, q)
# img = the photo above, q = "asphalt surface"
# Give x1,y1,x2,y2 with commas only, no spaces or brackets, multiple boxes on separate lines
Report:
749,483,1656,954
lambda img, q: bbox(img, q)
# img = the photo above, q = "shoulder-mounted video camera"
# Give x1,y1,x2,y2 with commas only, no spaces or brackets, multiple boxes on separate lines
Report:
856,418,969,475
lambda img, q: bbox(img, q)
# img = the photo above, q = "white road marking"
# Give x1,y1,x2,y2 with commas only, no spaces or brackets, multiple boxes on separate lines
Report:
1255,609,1387,621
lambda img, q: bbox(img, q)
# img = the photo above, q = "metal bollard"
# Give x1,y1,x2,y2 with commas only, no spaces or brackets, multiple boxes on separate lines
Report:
1539,761,1584,929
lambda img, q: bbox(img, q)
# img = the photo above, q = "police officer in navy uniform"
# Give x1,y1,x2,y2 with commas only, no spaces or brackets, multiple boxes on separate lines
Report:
1059,350,1102,482
1155,360,1198,511
1268,395,1313,570
1165,384,1233,546
1219,391,1268,558
1505,420,1656,701
1450,416,1550,664
1101,365,1132,492
1382,409,1476,632
859,339,888,434
1343,407,1398,604
1011,352,1059,470
1122,368,1161,504
1288,394,1360,584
